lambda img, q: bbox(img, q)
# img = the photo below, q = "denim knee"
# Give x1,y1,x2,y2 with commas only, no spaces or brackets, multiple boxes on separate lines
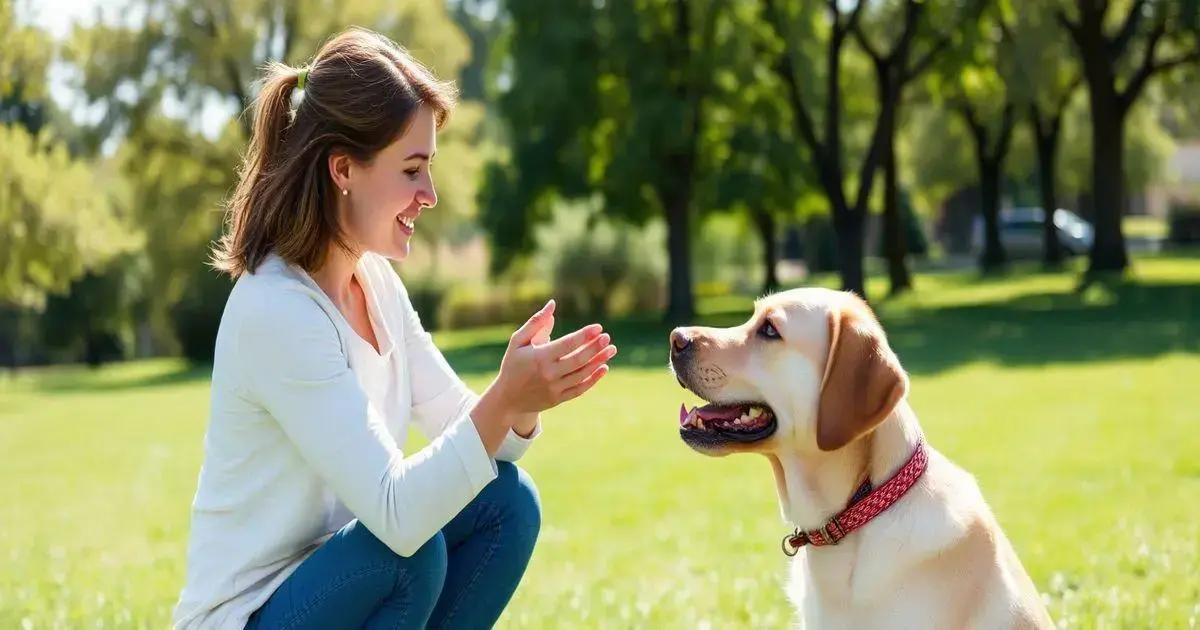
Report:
491,462,542,546
340,520,448,602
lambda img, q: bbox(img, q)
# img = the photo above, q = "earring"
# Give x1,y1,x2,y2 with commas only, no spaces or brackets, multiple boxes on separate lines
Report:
341,189,348,196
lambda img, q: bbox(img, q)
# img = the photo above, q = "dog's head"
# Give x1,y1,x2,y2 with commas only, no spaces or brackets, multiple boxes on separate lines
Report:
669,288,908,456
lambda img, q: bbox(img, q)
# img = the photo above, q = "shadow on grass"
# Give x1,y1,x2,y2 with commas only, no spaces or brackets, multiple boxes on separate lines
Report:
445,279,1199,377
26,362,211,394
22,276,1197,390
883,281,1198,375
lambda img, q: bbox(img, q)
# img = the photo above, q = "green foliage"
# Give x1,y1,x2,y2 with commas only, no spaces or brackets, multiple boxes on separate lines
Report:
803,214,839,273
531,201,666,319
60,0,484,352
692,214,763,293
437,281,548,331
171,264,233,364
404,279,449,333
39,257,146,366
0,124,139,308
876,192,929,258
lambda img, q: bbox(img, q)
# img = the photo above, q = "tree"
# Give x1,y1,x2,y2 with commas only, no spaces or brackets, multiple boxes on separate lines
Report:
958,96,1016,271
852,0,975,295
0,3,136,312
484,0,724,322
700,1,810,295
1006,6,1082,267
1058,0,1200,274
0,121,138,309
931,3,1020,272
64,0,481,348
763,0,887,298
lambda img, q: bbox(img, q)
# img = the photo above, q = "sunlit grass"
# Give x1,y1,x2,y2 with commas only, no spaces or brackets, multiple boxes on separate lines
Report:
2,255,1198,628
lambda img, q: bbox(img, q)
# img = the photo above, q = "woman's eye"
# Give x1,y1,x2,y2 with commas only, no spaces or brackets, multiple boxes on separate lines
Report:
404,167,420,180
758,320,781,340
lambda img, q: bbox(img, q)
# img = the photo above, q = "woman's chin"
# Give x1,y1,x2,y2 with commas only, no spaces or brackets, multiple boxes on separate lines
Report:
371,241,410,262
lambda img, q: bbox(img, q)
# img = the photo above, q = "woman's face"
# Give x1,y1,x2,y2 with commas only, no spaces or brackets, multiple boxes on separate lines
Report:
332,104,438,261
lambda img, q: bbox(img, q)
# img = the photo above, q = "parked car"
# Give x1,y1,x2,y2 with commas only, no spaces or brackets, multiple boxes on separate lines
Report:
972,207,1094,258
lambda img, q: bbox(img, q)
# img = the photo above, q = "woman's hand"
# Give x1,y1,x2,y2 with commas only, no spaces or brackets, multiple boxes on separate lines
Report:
471,300,617,453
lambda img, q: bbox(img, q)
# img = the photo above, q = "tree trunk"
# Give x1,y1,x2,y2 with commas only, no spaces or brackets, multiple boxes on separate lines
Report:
752,207,779,294
1087,91,1129,273
978,156,1007,272
1034,127,1065,268
664,184,694,323
833,210,867,297
881,120,911,295
1070,4,1131,274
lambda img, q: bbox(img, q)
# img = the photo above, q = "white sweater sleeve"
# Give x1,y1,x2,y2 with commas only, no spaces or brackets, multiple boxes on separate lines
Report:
236,286,497,557
390,265,540,462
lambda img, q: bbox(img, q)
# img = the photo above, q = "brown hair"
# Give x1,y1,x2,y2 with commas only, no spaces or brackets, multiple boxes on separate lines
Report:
211,27,457,276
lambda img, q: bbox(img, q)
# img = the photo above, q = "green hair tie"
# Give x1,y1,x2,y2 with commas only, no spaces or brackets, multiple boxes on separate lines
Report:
296,67,309,91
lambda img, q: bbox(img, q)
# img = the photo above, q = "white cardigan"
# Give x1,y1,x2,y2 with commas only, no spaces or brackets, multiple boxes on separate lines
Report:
173,252,538,629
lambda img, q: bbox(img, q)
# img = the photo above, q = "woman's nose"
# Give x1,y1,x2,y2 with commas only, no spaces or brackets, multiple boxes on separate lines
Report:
417,178,437,208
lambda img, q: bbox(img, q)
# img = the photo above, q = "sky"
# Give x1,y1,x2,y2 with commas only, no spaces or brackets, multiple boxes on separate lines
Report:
20,0,235,145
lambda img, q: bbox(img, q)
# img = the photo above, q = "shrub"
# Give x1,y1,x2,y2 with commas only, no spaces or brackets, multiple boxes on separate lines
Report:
172,264,233,364
532,203,666,319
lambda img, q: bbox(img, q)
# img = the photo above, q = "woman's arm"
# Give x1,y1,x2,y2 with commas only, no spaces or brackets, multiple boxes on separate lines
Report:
392,269,541,461
237,286,496,556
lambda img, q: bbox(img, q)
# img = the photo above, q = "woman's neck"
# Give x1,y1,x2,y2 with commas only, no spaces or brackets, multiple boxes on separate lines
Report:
309,247,361,307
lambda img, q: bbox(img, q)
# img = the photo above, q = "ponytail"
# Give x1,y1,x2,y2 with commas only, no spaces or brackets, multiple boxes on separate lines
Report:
211,63,302,277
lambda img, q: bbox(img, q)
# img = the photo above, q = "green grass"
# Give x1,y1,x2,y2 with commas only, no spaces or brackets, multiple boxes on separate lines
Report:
2,255,1199,628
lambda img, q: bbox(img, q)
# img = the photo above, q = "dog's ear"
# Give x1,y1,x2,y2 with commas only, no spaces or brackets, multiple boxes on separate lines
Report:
816,297,908,451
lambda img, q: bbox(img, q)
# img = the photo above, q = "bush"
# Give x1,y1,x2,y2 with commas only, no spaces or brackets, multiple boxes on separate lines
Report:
1168,203,1200,245
876,195,930,258
693,214,763,294
404,280,448,332
437,280,549,330
172,265,234,364
532,203,666,319
803,215,838,273
39,259,142,367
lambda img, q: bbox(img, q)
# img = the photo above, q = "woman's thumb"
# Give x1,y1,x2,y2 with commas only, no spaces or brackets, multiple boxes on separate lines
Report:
510,299,556,346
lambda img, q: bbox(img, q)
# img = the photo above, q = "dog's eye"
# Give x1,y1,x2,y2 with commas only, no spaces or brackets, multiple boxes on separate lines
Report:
758,320,781,340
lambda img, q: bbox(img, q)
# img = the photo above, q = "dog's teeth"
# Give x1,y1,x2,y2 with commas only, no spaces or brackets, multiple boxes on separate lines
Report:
748,407,762,419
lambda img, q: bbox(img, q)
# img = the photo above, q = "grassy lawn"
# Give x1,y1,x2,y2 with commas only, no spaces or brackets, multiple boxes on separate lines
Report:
2,254,1198,628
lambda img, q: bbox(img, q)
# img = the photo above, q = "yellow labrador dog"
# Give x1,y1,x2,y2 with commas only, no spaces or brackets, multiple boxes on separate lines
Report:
669,288,1052,629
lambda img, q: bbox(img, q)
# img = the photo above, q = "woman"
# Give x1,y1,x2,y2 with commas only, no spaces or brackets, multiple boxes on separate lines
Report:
173,28,616,629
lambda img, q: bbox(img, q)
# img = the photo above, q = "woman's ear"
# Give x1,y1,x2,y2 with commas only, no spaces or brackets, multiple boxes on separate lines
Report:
815,296,909,451
327,150,352,194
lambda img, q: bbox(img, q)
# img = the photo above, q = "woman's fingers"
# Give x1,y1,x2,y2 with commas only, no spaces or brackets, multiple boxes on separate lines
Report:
510,300,556,347
553,333,612,376
543,323,603,355
558,343,616,388
558,364,609,402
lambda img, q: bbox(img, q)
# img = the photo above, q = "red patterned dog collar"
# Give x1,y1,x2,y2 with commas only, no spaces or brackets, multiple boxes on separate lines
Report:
782,441,929,555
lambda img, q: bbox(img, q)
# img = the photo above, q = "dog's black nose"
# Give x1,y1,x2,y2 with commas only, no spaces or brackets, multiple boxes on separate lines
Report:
671,328,692,354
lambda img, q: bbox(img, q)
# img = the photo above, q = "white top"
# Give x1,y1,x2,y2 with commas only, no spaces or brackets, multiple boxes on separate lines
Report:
173,252,539,630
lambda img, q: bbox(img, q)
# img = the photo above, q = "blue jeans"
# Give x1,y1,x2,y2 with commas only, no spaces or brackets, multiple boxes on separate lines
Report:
245,462,540,630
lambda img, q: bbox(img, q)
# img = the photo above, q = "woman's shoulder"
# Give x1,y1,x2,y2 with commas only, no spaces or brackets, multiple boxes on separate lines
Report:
227,254,341,338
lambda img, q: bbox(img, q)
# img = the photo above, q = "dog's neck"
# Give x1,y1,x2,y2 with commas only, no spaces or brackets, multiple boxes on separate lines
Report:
770,400,924,531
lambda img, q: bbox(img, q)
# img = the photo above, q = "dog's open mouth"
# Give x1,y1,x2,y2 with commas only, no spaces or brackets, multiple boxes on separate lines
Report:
679,402,777,445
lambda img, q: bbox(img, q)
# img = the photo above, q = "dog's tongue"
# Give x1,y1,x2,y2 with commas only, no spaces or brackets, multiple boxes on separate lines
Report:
697,404,745,421
679,403,744,426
